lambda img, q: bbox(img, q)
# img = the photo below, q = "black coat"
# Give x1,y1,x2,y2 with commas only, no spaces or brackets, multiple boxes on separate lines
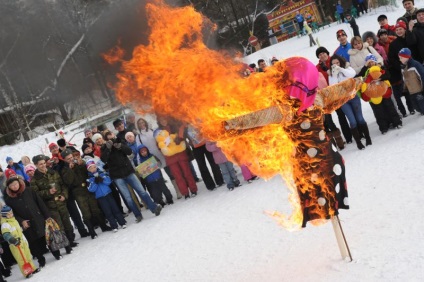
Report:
406,22,424,64
387,33,420,83
4,185,51,242
100,143,135,179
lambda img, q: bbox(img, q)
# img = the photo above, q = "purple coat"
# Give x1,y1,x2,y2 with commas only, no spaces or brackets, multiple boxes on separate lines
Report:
205,141,228,164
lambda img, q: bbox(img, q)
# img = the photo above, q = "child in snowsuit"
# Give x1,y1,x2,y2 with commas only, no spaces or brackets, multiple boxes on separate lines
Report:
1,205,39,278
357,54,402,134
205,142,241,191
137,145,173,206
86,160,127,233
399,48,424,114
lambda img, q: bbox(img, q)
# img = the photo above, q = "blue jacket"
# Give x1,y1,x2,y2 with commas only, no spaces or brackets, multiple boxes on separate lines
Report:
336,4,344,14
87,170,113,199
7,162,29,182
295,14,304,23
137,144,162,183
334,43,352,62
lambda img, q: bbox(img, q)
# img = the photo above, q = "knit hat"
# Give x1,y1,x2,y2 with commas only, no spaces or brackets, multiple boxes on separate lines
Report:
81,144,91,153
83,137,94,145
24,164,36,174
57,138,66,147
365,53,378,63
315,47,330,58
32,154,47,164
4,169,16,180
1,205,12,218
5,157,12,163
377,14,387,22
395,21,407,30
402,0,414,4
61,148,73,159
49,143,58,151
336,29,347,38
125,131,135,140
86,159,96,170
377,28,388,37
91,133,103,143
398,48,412,58
271,57,278,62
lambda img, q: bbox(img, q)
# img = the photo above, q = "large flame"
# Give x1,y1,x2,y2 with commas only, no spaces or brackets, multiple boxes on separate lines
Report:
104,0,338,230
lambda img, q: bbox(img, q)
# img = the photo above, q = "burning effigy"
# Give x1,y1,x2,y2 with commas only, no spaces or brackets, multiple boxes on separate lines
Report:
104,0,361,259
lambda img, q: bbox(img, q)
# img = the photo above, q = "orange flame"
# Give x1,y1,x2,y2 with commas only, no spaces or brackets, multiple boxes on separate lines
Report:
104,0,343,230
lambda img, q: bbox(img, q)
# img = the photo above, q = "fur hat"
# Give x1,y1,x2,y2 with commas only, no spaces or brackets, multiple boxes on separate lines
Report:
4,169,16,180
5,157,12,163
315,47,329,58
1,205,12,218
5,175,20,187
57,138,66,147
61,149,73,159
91,133,103,143
32,154,47,165
24,164,36,174
398,48,412,58
362,31,378,46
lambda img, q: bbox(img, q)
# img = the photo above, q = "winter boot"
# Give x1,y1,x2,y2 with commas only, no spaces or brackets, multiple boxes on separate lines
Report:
78,228,90,238
171,180,183,199
65,246,73,254
85,221,98,239
37,255,46,268
351,127,365,150
359,123,372,146
332,129,345,150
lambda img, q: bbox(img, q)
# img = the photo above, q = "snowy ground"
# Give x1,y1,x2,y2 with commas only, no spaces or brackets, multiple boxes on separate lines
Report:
2,1,424,281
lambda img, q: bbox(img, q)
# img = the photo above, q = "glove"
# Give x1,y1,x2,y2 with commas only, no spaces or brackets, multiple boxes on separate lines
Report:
9,237,20,246
94,176,103,184
113,142,122,149
332,65,341,75
174,136,182,145
105,140,113,149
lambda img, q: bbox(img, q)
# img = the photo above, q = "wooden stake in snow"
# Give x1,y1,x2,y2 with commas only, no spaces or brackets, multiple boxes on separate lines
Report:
331,215,353,261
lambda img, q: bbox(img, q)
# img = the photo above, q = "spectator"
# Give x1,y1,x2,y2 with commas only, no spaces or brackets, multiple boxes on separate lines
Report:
406,8,424,64
345,13,360,37
377,14,396,36
357,0,367,15
377,29,396,63
100,131,162,222
5,157,29,183
295,10,305,33
31,155,77,247
362,31,387,63
399,48,424,114
125,113,137,133
316,46,352,144
136,117,182,199
402,0,418,24
329,54,371,150
336,1,345,23
86,160,127,232
303,21,317,47
113,119,130,145
3,176,59,266
257,59,267,72
348,36,383,74
24,164,36,182
387,21,415,117
334,29,351,62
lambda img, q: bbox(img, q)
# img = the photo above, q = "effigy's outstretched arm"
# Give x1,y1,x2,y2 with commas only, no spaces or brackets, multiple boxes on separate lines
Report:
314,77,363,114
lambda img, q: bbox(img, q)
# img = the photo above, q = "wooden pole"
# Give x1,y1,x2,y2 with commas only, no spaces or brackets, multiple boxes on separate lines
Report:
331,215,353,261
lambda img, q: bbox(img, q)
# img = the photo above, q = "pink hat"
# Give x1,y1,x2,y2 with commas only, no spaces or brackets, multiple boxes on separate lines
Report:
24,164,36,174
284,57,319,114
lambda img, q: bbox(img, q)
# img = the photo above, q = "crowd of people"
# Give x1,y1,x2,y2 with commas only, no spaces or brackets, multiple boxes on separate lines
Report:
0,114,258,280
252,0,424,150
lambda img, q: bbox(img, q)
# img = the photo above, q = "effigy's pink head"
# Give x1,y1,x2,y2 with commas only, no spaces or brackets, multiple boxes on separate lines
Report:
283,57,319,114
